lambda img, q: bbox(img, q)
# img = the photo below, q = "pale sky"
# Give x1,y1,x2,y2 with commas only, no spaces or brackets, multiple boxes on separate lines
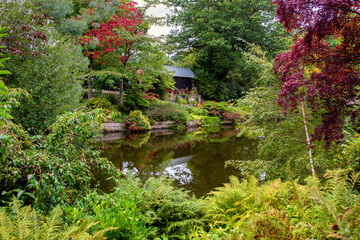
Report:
136,0,172,37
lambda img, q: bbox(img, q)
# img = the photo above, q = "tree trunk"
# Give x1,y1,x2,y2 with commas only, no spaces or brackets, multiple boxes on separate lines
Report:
120,78,124,105
87,79,93,100
301,98,316,176
88,56,93,100
231,47,236,85
231,66,235,85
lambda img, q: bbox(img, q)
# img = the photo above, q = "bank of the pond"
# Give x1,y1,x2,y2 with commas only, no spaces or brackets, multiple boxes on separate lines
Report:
101,119,234,133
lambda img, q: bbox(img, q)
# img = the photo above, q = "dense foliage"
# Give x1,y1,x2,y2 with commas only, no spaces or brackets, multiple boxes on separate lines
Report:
167,0,288,101
1,0,360,239
5,41,87,133
0,0,88,133
0,29,11,126
0,0,48,57
1,108,119,213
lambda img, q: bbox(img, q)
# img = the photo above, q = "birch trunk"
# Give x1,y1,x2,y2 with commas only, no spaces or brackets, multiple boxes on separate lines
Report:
301,99,316,176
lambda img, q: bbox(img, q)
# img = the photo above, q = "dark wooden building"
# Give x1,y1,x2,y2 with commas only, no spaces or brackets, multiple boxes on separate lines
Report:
165,66,196,90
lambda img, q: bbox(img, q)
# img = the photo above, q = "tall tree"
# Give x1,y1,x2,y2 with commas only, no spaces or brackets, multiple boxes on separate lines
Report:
273,0,360,146
167,0,287,101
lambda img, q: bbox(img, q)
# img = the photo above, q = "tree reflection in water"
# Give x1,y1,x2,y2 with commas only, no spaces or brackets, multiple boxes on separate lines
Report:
96,126,258,197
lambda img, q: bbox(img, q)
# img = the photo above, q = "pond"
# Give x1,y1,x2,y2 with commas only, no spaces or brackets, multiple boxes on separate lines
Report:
95,126,258,197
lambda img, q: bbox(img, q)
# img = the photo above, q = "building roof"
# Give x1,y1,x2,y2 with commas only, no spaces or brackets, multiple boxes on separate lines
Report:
165,65,196,78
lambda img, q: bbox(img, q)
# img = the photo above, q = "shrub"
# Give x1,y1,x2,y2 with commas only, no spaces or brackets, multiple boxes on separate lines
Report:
337,133,360,170
200,116,222,127
64,184,153,240
202,101,231,116
102,93,120,107
0,109,119,213
144,101,188,123
142,92,160,102
222,111,244,122
85,97,115,111
125,110,151,132
179,99,188,104
107,111,123,123
174,96,180,104
123,92,150,112
202,101,243,122
84,98,123,123
184,105,208,116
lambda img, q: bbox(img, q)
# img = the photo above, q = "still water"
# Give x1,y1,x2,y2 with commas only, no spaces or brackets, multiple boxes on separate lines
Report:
96,126,258,197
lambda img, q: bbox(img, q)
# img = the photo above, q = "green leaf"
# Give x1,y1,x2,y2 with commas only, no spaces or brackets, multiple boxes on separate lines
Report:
23,192,36,199
16,189,25,198
0,70,11,75
0,57,9,64
0,80,7,91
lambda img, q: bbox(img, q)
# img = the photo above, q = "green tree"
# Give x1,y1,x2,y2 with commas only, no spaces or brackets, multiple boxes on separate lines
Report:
167,0,287,101
96,39,174,109
4,38,88,133
0,0,89,132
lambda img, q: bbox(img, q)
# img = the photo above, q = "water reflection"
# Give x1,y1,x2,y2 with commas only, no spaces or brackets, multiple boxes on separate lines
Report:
96,126,258,197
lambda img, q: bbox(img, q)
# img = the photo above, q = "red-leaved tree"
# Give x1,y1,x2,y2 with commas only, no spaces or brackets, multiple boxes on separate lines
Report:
273,0,360,147
77,1,144,103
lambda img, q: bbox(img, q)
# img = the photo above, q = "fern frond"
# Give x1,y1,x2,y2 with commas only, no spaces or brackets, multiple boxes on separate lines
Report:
59,219,114,240
90,226,118,240
13,204,32,240
0,209,13,240
347,171,360,191
60,219,113,240
30,208,44,240
324,169,349,195
42,205,63,240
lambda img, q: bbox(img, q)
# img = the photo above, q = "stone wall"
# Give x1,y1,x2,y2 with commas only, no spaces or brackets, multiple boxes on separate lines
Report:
101,119,234,133
101,120,201,133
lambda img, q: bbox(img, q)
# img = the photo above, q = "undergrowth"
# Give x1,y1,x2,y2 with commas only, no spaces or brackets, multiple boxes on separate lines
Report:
198,169,360,239
0,199,111,240
64,176,206,240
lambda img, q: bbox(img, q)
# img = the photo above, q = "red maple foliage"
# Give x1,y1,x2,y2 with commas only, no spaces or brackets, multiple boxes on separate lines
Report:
272,0,360,146
78,1,143,65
